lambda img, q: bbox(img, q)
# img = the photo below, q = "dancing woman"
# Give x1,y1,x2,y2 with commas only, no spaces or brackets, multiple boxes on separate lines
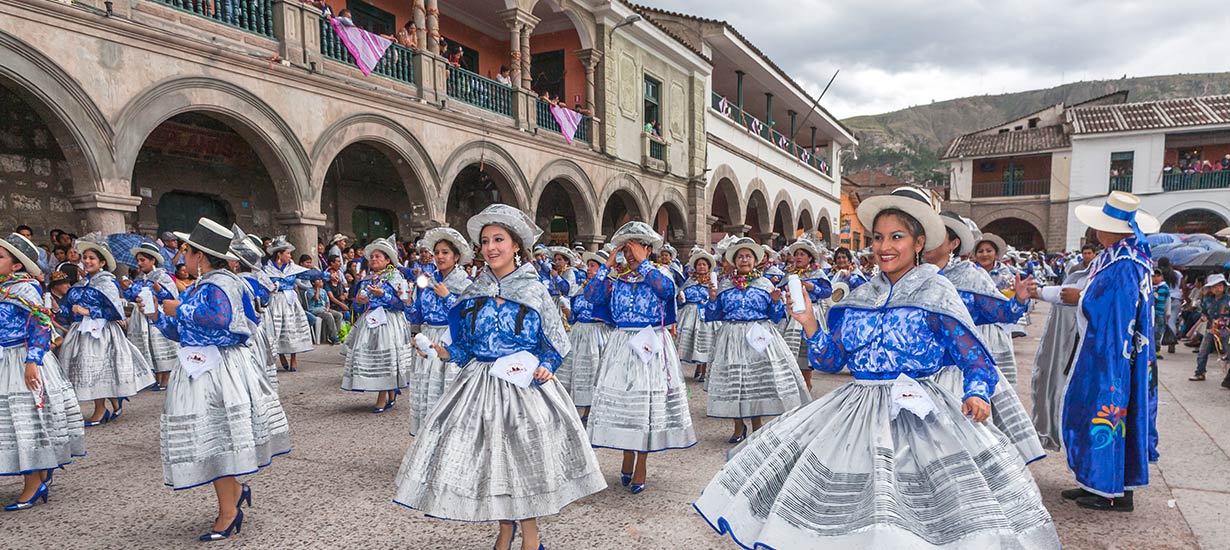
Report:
144,219,290,541
393,204,604,550
554,249,611,420
970,232,1023,385
780,237,832,390
704,237,810,443
122,242,180,391
0,233,85,511
342,235,413,413
406,227,472,433
827,246,868,290
1030,244,1095,451
695,187,1060,549
229,228,279,393
262,236,319,372
585,221,696,494
676,247,715,381
57,234,153,426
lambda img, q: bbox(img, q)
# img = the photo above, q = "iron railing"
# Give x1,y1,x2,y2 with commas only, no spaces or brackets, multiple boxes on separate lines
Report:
318,18,415,85
535,99,592,144
1162,170,1230,191
152,0,273,37
1108,175,1133,193
446,66,513,117
649,137,665,161
711,93,831,176
971,178,1051,198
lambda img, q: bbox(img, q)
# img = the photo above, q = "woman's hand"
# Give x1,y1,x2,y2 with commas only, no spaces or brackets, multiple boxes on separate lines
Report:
785,289,819,337
24,362,40,392
161,299,181,317
355,293,370,306
152,282,163,293
533,366,556,383
71,305,89,317
1014,274,1035,304
120,279,133,290
433,282,449,298
802,281,814,292
606,244,623,269
708,285,718,302
769,289,783,303
962,396,991,423
370,285,385,297
1060,287,1081,305
432,342,450,361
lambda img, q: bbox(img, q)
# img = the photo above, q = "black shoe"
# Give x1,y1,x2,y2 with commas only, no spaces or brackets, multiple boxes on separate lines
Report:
1061,487,1094,500
1221,378,1230,389
1076,492,1133,512
1190,373,1206,381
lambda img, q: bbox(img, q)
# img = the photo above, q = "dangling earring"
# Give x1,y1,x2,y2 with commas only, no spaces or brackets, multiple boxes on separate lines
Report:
915,251,923,266
197,263,203,278
514,255,522,267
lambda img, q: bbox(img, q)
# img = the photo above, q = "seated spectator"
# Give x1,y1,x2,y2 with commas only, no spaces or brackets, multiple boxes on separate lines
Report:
174,263,194,293
305,279,342,345
1222,154,1230,171
496,65,512,86
52,245,68,264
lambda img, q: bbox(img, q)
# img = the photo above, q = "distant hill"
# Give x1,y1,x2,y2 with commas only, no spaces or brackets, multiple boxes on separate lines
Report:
841,72,1230,183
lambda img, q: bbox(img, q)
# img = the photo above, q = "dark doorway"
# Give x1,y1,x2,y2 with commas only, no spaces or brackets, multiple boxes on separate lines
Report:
531,50,565,100
352,206,394,245
156,191,232,235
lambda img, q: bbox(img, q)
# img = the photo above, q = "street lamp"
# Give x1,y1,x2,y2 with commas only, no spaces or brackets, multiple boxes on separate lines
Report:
608,15,641,46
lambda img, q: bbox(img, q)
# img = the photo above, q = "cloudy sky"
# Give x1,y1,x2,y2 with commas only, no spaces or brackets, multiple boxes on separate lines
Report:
650,0,1226,119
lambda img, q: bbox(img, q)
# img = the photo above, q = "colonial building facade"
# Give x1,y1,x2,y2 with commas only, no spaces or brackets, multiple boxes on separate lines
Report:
0,0,851,255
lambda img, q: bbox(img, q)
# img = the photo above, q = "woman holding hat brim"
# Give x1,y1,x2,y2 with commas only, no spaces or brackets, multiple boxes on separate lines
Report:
780,238,833,391
405,227,473,433
56,234,154,426
696,187,1059,549
261,236,321,373
554,249,612,419
341,234,413,413
584,221,696,494
925,212,1046,464
1059,191,1158,512
228,227,280,393
142,218,290,541
703,237,811,443
969,232,1025,386
545,246,581,306
0,233,86,512
394,204,604,550
122,242,181,391
677,247,716,380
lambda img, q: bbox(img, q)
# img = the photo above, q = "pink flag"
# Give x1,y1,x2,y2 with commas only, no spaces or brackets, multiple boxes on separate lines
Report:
550,105,584,144
330,18,392,76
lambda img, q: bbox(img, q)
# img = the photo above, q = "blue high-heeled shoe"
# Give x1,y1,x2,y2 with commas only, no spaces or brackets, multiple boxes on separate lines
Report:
238,484,251,508
620,471,633,487
493,522,518,550
4,482,48,511
630,482,645,495
199,509,243,541
728,424,747,444
112,397,130,419
84,410,113,427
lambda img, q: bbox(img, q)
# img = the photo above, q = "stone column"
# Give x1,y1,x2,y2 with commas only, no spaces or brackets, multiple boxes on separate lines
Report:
275,211,328,259
425,0,440,54
272,0,322,66
723,224,751,237
577,234,606,251
413,0,427,49
69,192,141,235
575,48,604,152
520,24,534,90
499,10,524,87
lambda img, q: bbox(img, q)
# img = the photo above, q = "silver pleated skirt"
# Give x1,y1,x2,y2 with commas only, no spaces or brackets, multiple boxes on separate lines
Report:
0,345,86,475
266,292,312,355
695,376,1061,550
248,319,279,395
409,324,460,436
128,308,180,373
777,317,809,370
1030,306,1080,452
706,320,811,419
161,344,291,490
979,324,1017,386
554,321,610,408
393,361,606,521
587,327,696,452
935,365,1046,463
57,321,154,401
341,310,413,392
677,303,713,364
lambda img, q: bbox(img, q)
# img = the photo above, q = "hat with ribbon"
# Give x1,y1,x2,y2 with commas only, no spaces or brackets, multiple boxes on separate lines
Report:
610,221,663,252
1074,191,1160,244
229,224,264,270
75,232,117,271
548,246,579,265
724,237,765,264
129,241,165,266
174,218,240,261
0,233,43,277
939,210,976,256
687,246,715,270
265,235,295,255
581,249,609,266
855,186,946,251
422,226,474,265
363,234,399,262
466,204,543,250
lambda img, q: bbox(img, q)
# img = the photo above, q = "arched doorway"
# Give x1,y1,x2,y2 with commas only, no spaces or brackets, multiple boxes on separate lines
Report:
654,201,687,247
983,217,1045,250
601,190,642,237
536,179,585,246
320,142,426,248
447,164,516,232
772,200,792,248
745,189,770,241
132,112,278,236
0,81,81,237
1162,209,1229,235
710,177,740,238
817,216,831,245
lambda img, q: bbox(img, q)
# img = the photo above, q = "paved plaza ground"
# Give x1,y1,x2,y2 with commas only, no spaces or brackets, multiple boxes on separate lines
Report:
2,302,1228,549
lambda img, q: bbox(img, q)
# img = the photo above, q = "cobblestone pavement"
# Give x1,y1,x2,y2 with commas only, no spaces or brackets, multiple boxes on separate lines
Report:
2,303,1223,549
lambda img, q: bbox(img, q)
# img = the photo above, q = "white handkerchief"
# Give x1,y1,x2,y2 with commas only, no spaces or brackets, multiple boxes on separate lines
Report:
365,306,388,329
628,326,662,365
177,345,223,380
438,328,453,347
890,373,937,420
745,322,773,354
77,317,106,339
489,350,539,388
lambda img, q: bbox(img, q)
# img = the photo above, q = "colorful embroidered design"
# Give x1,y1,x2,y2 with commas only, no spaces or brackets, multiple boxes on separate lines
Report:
1090,404,1127,449
729,268,764,290
0,274,52,328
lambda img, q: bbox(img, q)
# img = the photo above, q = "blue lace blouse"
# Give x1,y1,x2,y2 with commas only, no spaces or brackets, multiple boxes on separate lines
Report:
569,273,609,324
444,297,563,374
122,275,176,303
584,260,677,328
0,281,52,365
353,278,405,315
60,281,122,322
958,291,1027,326
406,276,457,327
680,281,711,306
153,283,252,347
706,283,784,323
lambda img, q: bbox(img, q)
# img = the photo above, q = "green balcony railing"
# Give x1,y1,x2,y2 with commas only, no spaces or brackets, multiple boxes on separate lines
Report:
711,93,831,177
971,178,1051,198
1109,174,1133,192
535,99,592,144
319,18,415,85
154,0,273,37
447,67,513,118
1163,170,1230,191
649,137,665,161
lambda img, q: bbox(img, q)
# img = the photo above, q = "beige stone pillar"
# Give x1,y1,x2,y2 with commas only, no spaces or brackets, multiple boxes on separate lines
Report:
425,0,440,54
520,23,533,90
69,192,141,235
575,48,603,151
499,10,524,87
272,0,322,66
275,211,328,259
413,0,427,50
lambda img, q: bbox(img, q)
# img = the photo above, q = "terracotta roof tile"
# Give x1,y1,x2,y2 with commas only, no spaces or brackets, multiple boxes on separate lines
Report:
941,126,1070,159
1067,94,1230,134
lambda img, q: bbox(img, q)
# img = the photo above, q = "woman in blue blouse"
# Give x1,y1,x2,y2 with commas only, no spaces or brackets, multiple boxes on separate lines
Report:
779,237,833,391
704,237,810,443
676,247,716,381
585,221,697,495
122,242,180,391
406,227,472,434
971,232,1024,385
828,246,869,290
228,228,279,393
0,233,85,511
56,234,153,426
143,219,290,541
261,236,318,372
695,187,1059,549
394,204,604,550
341,234,413,413
554,249,611,419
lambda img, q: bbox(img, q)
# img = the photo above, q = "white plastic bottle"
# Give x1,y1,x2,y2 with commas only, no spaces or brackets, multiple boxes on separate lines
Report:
786,274,806,314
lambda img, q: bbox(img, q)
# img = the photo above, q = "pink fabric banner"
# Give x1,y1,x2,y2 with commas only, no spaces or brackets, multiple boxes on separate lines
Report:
330,18,392,76
550,105,584,145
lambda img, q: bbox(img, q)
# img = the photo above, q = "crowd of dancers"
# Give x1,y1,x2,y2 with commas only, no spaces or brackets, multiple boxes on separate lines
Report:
0,185,1166,548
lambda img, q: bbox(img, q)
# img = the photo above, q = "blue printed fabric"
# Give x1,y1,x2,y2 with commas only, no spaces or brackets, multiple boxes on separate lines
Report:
805,306,997,402
153,283,248,347
60,284,122,322
244,277,271,307
122,276,176,303
802,274,834,301
407,276,458,327
353,278,405,316
959,291,1028,325
569,273,609,324
706,285,784,323
0,280,51,365
681,282,711,305
445,297,563,374
584,260,677,328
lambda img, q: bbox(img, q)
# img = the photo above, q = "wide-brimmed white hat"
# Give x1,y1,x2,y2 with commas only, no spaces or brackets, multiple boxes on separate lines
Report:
724,237,765,264
659,241,678,258
467,204,543,251
129,241,165,266
328,233,349,246
75,232,117,271
265,235,295,255
610,221,663,252
975,233,1007,256
548,246,579,265
0,233,43,277
830,281,850,302
363,233,399,262
174,218,239,261
1075,191,1160,238
581,249,608,266
229,224,264,270
422,226,473,265
687,246,715,270
784,237,823,261
1205,274,1227,288
939,211,976,256
855,186,946,251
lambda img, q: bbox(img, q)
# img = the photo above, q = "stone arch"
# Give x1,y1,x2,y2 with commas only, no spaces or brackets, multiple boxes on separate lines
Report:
531,159,599,241
744,178,772,236
527,0,595,50
771,189,795,240
310,114,441,221
439,140,530,210
1157,200,1230,234
983,217,1046,251
975,206,1047,249
599,173,652,229
114,77,310,210
652,186,690,243
796,198,815,232
815,206,835,245
707,164,744,227
0,31,115,195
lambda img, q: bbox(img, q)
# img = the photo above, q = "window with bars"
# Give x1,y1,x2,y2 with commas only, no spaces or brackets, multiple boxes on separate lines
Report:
643,76,661,135
1109,151,1134,192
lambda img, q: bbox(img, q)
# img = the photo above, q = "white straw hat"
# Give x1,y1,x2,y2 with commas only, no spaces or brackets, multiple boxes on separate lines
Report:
939,211,976,256
75,232,117,271
855,186,946,251
174,219,239,261
422,226,474,265
724,237,765,264
1075,191,1160,238
466,204,543,250
0,233,43,277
